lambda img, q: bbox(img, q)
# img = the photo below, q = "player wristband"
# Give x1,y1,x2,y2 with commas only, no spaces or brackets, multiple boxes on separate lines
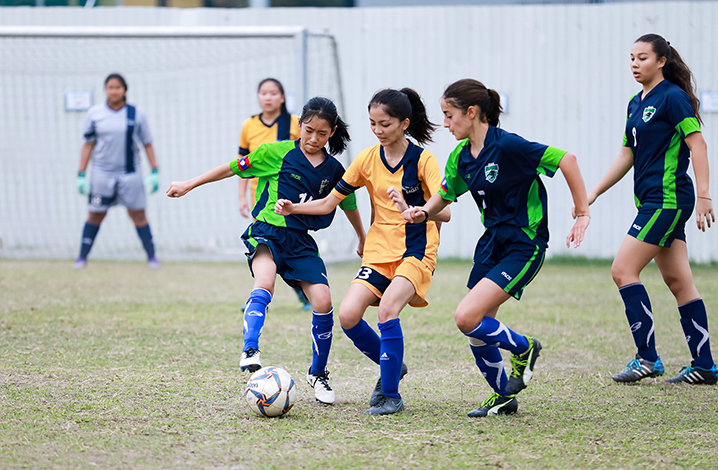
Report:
421,209,429,222
151,168,159,174
698,196,711,200
576,214,590,218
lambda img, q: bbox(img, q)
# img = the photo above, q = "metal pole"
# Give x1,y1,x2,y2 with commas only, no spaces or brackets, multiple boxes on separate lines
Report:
294,28,307,111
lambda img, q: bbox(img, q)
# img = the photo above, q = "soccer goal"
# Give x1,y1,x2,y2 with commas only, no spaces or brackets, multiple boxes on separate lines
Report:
0,26,356,263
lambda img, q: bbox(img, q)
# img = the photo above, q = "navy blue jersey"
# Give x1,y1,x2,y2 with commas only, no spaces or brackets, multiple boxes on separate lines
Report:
439,126,565,249
623,80,701,209
230,140,357,231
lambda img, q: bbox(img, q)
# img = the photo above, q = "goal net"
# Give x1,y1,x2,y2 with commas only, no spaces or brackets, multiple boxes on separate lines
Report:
0,26,356,263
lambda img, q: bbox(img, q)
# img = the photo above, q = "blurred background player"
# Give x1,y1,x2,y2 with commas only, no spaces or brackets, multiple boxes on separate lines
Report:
74,73,160,269
586,34,717,385
405,79,590,417
276,88,450,415
167,97,366,404
238,78,311,311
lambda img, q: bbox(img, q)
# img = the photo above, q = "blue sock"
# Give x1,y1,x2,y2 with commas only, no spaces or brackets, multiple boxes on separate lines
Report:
469,342,508,395
78,222,100,259
310,308,334,375
342,319,381,364
678,298,714,369
619,283,658,362
378,318,404,399
135,224,156,260
464,317,529,355
242,288,272,351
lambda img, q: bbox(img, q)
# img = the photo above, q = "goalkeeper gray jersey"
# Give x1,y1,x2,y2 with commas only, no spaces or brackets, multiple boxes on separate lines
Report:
82,103,153,173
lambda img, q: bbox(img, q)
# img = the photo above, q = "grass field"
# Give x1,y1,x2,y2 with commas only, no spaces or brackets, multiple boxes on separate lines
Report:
2,258,717,469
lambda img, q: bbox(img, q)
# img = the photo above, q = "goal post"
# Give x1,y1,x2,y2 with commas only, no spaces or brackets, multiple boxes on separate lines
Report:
0,26,356,263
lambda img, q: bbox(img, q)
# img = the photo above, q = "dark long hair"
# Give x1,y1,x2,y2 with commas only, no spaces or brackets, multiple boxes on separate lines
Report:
300,97,350,156
368,88,437,146
442,79,502,127
257,78,290,117
104,73,127,103
636,34,702,125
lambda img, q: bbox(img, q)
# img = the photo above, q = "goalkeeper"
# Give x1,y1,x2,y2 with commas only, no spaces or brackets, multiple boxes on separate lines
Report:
73,73,160,269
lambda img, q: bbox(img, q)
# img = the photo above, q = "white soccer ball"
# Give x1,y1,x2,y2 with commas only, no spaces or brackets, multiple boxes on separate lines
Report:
244,366,297,417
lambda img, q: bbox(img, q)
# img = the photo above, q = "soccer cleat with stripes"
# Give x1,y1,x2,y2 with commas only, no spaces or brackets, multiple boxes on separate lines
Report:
665,362,718,385
468,392,518,418
369,362,408,407
240,348,262,372
364,396,404,415
612,354,664,383
505,336,542,395
306,369,336,404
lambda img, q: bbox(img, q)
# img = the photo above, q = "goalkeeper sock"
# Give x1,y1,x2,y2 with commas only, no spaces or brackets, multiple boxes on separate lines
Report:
135,224,156,260
78,222,100,260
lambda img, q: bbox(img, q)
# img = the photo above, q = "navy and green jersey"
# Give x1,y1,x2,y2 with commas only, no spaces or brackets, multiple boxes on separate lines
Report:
229,140,357,231
439,126,566,249
623,80,701,209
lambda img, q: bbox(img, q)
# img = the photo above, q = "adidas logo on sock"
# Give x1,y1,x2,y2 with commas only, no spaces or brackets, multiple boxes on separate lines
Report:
380,352,389,360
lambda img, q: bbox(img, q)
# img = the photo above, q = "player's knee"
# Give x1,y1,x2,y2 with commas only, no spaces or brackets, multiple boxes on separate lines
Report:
377,304,400,324
454,308,480,333
338,304,363,330
309,291,332,313
611,261,627,287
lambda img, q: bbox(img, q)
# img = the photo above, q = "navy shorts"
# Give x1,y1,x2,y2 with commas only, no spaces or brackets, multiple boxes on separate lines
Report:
467,228,545,300
628,206,693,247
241,221,328,288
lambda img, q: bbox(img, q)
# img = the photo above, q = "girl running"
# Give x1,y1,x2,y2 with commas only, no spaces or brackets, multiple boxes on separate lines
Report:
405,79,590,417
588,34,717,385
167,97,366,404
276,88,450,415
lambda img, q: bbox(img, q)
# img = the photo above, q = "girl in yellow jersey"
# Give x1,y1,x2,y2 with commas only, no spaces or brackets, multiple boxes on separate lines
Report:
238,78,309,310
276,88,450,415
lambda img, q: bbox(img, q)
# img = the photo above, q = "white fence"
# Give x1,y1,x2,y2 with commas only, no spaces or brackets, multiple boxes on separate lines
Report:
1,2,717,262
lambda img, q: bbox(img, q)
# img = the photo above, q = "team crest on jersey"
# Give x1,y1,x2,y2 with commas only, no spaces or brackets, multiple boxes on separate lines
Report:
318,179,330,195
642,106,656,123
484,163,499,183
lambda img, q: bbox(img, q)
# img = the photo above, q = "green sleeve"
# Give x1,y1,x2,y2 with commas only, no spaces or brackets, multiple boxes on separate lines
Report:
229,141,293,178
536,146,566,177
338,192,357,211
438,140,470,202
676,117,701,139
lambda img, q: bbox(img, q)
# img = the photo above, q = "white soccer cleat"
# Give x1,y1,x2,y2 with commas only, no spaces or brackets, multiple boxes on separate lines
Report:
306,369,335,404
240,348,261,372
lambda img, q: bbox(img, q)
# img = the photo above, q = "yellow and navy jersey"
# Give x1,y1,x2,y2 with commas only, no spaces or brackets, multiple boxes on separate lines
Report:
238,113,301,201
332,141,442,266
231,140,357,231
623,80,701,210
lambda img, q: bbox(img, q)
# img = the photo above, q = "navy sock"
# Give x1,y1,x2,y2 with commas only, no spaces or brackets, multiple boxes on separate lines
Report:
243,288,272,351
678,298,714,369
469,341,508,395
464,317,529,355
378,318,404,399
310,308,334,375
342,319,381,364
619,283,658,362
135,224,156,260
78,222,100,260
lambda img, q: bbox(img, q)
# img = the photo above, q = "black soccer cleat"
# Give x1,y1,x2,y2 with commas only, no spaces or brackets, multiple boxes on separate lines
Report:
505,336,542,395
369,362,408,407
665,362,718,385
612,354,664,383
468,392,518,418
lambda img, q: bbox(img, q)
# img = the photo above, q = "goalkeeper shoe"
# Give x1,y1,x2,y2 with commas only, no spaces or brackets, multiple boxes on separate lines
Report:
369,362,408,407
506,336,542,395
364,396,404,416
665,362,718,385
612,354,664,383
72,258,87,269
306,369,335,404
468,392,518,418
240,348,261,373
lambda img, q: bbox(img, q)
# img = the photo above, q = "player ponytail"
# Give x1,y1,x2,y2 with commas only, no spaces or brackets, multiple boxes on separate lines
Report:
300,97,350,156
442,79,503,127
636,34,702,125
368,88,438,146
104,73,128,104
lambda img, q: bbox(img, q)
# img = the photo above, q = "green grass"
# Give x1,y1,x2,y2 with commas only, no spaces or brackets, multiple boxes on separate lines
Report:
1,259,717,469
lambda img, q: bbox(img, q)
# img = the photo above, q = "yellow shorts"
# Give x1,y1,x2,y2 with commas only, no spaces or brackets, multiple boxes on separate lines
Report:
351,257,434,308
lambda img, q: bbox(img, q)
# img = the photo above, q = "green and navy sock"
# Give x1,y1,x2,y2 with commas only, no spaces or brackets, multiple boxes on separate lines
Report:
310,308,334,375
619,283,658,362
342,319,381,364
464,316,529,355
678,298,714,369
378,318,404,399
242,288,272,351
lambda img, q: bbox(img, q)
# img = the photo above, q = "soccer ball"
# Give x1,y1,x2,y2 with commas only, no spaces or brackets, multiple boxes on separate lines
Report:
244,366,297,417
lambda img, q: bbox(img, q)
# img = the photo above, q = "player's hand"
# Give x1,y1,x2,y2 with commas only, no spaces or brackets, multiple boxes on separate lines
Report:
166,181,192,198
356,234,365,258
566,214,590,248
274,199,294,215
387,186,408,213
77,171,90,195
401,207,426,224
238,197,250,218
696,197,715,232
144,168,160,194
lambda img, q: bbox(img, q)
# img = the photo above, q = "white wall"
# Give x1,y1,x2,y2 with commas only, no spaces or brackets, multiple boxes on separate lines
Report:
2,2,717,262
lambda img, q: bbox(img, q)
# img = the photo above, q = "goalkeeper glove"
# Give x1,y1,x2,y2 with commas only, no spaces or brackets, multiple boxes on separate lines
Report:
144,168,159,194
77,171,90,195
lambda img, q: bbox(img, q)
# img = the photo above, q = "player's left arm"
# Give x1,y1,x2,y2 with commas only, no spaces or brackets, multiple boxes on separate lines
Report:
275,193,342,216
557,152,590,248
686,131,714,231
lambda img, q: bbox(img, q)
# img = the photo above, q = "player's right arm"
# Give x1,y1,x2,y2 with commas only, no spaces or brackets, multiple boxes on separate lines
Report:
166,163,234,198
275,193,342,216
583,146,634,210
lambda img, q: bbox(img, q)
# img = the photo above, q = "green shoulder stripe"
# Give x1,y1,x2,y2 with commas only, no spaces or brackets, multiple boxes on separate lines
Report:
537,146,565,177
439,139,470,202
675,117,701,139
